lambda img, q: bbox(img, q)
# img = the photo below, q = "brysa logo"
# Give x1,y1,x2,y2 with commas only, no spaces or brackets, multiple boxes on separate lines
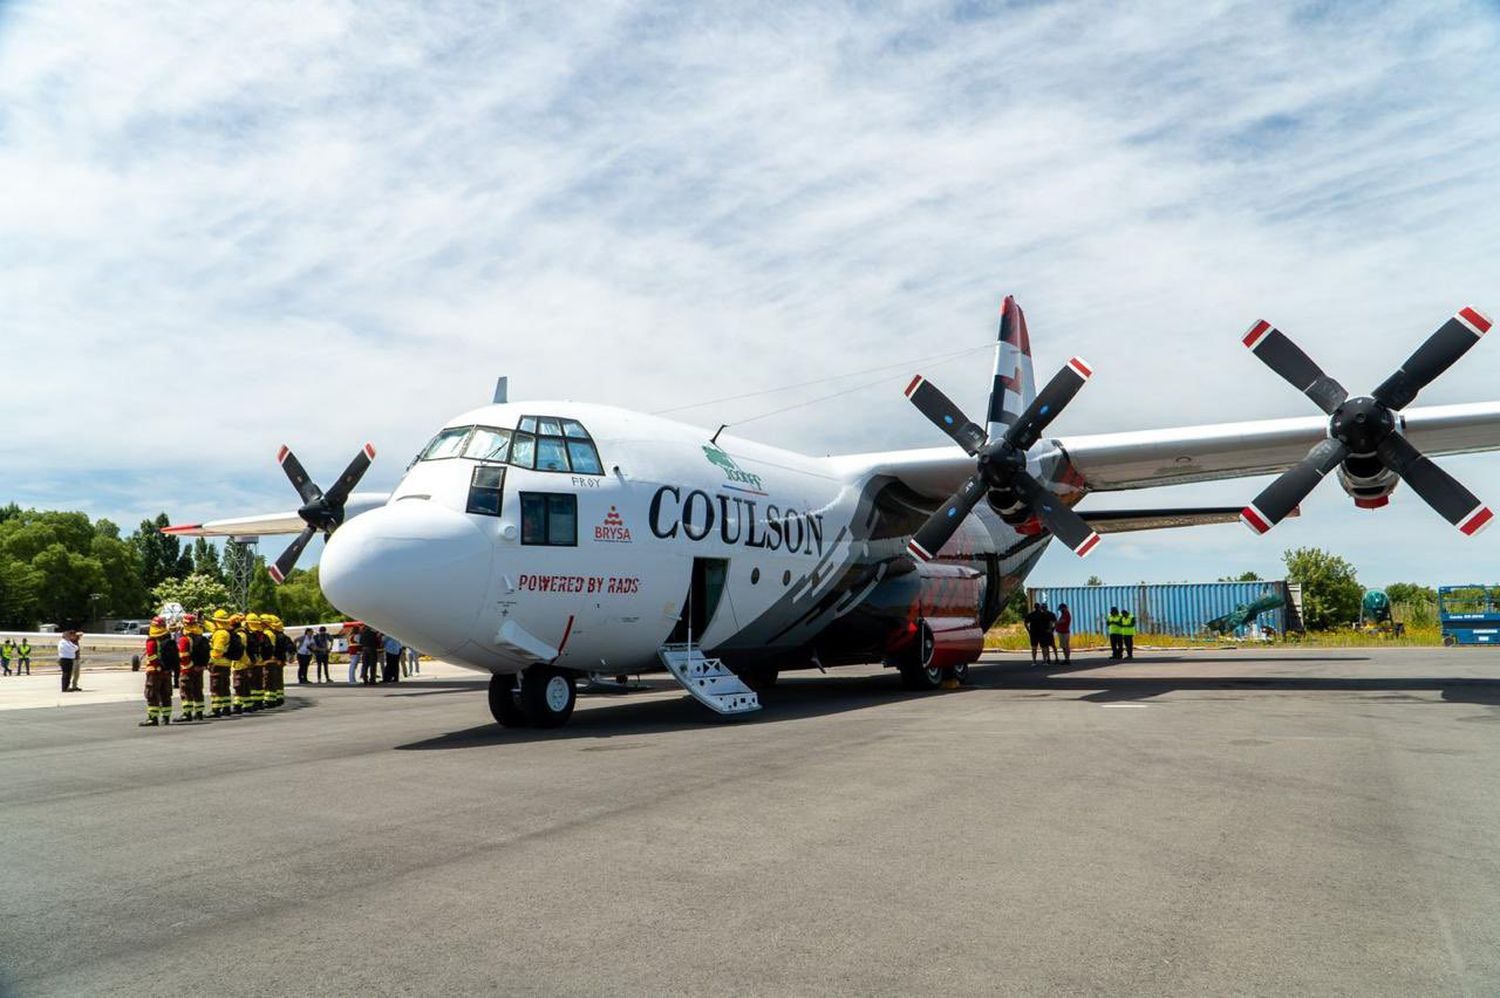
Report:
595,506,632,543
703,444,766,495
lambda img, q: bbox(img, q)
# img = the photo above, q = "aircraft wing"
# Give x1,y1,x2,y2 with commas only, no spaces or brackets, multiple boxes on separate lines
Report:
835,401,1500,497
1077,507,1269,533
161,492,390,538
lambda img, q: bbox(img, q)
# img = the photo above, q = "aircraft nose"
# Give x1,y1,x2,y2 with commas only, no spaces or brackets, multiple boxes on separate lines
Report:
320,500,493,655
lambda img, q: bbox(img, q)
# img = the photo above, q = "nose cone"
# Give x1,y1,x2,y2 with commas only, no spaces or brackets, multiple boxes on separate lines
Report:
321,501,493,655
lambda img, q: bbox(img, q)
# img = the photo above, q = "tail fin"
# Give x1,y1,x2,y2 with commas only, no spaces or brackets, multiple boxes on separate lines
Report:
986,295,1036,439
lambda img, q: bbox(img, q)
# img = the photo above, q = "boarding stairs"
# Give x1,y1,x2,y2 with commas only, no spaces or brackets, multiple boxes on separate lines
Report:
658,643,761,716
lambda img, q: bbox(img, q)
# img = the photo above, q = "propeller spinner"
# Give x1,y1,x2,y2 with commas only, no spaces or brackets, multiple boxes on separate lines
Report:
904,357,1100,561
1240,307,1493,536
268,443,377,583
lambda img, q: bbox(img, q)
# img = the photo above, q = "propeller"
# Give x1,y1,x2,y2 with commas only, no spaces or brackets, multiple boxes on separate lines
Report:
904,357,1100,561
1240,307,1493,536
268,443,377,583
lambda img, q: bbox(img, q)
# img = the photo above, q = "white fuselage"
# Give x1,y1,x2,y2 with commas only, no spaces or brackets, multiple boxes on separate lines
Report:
319,401,1041,676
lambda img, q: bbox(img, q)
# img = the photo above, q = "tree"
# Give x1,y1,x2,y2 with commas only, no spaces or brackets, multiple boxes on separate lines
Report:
192,537,224,584
0,556,40,629
1085,575,1103,586
151,573,233,615
30,543,108,627
91,534,147,617
275,566,347,625
1219,571,1263,582
1283,547,1362,630
1385,582,1437,606
130,513,192,593
248,556,281,617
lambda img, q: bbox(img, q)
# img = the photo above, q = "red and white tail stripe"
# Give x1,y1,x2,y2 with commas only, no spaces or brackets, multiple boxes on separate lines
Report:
1458,505,1493,537
1240,503,1273,535
1456,306,1492,337
1242,320,1273,351
1067,356,1093,380
904,375,924,398
1072,532,1101,558
906,538,934,561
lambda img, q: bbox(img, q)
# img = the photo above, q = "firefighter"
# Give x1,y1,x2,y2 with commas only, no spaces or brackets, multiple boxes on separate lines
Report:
245,613,271,711
208,610,234,717
1120,609,1137,660
227,612,251,714
268,615,294,707
140,617,173,727
177,614,208,722
1106,607,1124,659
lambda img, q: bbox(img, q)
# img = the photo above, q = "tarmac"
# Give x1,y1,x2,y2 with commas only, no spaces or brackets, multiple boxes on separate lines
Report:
3,647,1500,996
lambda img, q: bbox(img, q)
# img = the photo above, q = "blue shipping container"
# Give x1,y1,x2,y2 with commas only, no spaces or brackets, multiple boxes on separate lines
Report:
1024,581,1290,638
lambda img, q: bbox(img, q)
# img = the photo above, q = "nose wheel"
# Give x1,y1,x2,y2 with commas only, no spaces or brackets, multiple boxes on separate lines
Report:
488,666,577,728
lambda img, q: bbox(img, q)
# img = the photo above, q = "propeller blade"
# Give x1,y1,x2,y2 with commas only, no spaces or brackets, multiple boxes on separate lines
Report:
907,474,988,561
277,446,323,505
1373,306,1492,411
1002,357,1093,452
1375,433,1493,535
1241,320,1348,415
269,525,318,584
904,376,987,456
1241,438,1348,534
322,443,378,507
1012,472,1100,557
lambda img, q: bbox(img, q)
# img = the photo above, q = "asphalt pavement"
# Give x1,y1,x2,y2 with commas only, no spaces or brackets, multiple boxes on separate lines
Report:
4,648,1500,996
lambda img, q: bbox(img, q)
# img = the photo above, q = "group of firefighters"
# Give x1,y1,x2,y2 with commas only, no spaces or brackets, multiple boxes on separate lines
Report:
139,610,296,727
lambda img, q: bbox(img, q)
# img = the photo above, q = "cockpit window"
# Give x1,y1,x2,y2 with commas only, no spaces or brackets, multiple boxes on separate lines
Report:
536,437,570,472
510,432,536,469
561,419,590,440
536,417,563,437
464,426,511,462
518,416,537,434
514,415,604,475
421,426,472,461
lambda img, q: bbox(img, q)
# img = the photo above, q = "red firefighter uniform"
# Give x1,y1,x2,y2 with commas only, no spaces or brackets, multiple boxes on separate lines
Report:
227,613,252,714
208,610,234,716
177,614,208,722
140,617,173,727
245,613,269,710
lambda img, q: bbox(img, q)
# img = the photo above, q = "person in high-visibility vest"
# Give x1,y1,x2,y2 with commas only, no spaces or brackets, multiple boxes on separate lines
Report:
1119,609,1136,659
16,637,31,674
245,613,270,711
226,613,252,714
208,610,234,717
140,617,173,727
1106,607,1123,659
266,614,292,707
177,613,209,722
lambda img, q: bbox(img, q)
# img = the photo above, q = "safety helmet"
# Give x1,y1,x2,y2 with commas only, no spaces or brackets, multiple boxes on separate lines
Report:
267,615,283,631
182,613,202,634
246,613,263,630
148,616,168,638
212,609,228,622
229,613,245,626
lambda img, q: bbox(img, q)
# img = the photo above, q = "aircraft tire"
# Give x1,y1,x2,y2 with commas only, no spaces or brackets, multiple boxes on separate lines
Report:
943,662,970,685
520,665,576,728
487,673,529,727
898,660,944,691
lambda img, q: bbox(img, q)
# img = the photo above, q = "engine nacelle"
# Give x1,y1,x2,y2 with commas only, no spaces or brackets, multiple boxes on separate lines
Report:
888,616,985,670
1337,454,1399,509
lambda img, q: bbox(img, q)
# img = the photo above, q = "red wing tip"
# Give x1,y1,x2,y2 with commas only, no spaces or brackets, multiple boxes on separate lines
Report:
363,442,377,460
1459,506,1493,536
904,375,924,398
1242,320,1272,349
159,524,202,535
276,445,290,463
267,566,285,584
906,539,934,561
1073,533,1101,558
1458,307,1492,335
1067,356,1094,379
1239,506,1272,534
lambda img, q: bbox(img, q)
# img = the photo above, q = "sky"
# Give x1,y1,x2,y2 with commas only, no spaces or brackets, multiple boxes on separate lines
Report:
2,0,1499,589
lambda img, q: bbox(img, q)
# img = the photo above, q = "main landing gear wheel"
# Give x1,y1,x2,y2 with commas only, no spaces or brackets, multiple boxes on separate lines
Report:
487,673,529,727
520,665,576,728
898,660,945,691
943,662,970,685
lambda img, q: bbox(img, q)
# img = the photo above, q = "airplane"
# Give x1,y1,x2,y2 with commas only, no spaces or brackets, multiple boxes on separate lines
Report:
164,297,1500,729
1205,590,1287,636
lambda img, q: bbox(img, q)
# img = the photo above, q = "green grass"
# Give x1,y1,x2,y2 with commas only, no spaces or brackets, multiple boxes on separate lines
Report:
985,623,1444,651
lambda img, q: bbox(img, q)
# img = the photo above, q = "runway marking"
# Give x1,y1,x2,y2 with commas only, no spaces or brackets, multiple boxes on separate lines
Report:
1099,703,1152,708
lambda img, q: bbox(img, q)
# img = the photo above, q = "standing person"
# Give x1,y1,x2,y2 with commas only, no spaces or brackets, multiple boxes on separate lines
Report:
346,626,361,685
269,615,293,706
312,626,331,683
140,617,172,727
406,645,420,676
295,630,314,685
0,638,12,676
1055,602,1073,664
16,636,31,675
68,631,83,691
177,613,208,722
360,625,381,685
244,613,269,711
226,613,251,714
57,631,79,693
208,610,234,717
1106,607,1123,660
165,623,182,690
1023,602,1054,664
1120,608,1137,660
383,633,402,684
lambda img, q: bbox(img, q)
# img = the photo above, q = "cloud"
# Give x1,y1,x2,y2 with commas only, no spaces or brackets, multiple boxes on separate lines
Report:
2,0,1498,584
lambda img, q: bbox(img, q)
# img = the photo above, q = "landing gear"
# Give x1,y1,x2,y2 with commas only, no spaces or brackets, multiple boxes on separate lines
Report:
737,666,779,692
520,665,576,727
898,660,944,691
943,662,970,685
487,673,529,727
